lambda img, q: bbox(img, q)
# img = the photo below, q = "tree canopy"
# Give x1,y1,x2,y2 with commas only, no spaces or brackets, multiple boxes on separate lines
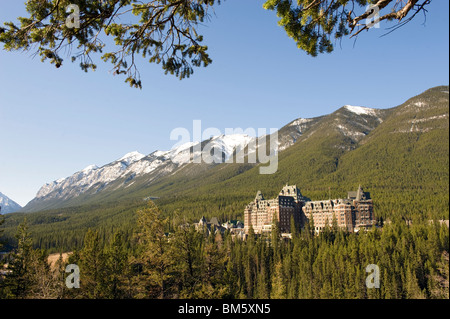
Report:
0,0,432,88
1,205,449,299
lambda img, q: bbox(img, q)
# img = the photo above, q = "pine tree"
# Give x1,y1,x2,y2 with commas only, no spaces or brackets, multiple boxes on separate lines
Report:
331,213,339,236
79,229,107,298
405,264,425,299
4,219,34,298
134,201,173,299
104,231,128,299
270,261,286,299
271,219,282,263
308,213,315,238
290,215,299,240
256,265,270,299
196,238,228,298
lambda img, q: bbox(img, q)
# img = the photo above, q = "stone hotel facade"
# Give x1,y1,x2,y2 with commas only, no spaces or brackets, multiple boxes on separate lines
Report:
244,185,375,235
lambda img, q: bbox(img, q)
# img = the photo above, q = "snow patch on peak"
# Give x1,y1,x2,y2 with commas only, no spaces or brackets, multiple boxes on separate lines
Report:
344,105,378,116
170,141,197,154
117,151,145,164
214,134,253,146
82,164,98,173
119,151,145,161
152,150,169,157
290,118,313,126
164,134,253,164
211,134,254,158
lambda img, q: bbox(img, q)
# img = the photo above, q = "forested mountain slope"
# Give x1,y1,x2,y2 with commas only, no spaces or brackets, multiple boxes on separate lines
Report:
1,86,448,252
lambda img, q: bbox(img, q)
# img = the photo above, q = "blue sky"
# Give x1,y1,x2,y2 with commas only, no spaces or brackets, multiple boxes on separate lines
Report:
0,0,449,206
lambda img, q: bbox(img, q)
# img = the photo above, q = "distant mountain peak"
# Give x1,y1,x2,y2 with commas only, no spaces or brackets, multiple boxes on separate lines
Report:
0,192,22,214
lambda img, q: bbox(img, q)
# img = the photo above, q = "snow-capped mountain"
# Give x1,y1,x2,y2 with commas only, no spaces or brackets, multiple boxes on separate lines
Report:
275,104,385,153
24,134,255,211
35,151,145,200
0,192,22,214
10,86,448,254
23,103,390,212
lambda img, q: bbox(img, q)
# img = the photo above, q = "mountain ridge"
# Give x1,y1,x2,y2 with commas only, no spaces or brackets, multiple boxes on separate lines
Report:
19,86,449,218
22,133,256,211
1,85,448,252
23,98,391,212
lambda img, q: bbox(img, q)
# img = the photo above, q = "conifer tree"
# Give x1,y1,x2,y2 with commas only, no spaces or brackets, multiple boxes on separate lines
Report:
270,261,286,299
196,237,228,298
104,231,129,299
4,219,34,298
405,264,425,299
79,229,107,298
171,223,203,298
290,215,299,239
308,213,315,238
331,213,339,233
134,201,173,299
256,265,270,299
271,218,282,263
